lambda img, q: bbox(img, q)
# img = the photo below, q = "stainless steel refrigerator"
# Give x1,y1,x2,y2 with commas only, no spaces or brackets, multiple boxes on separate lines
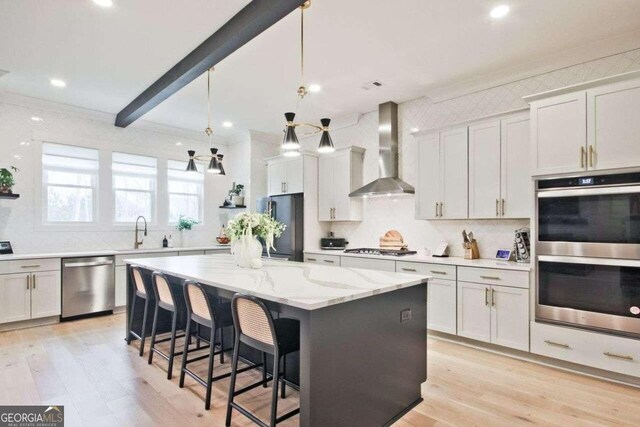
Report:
257,193,304,261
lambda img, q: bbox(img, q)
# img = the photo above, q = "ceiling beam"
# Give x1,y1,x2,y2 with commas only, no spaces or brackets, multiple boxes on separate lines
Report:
115,0,305,128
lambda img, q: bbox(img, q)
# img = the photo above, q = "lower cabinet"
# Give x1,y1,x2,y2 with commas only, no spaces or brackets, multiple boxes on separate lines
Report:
303,253,340,266
115,265,127,307
457,281,529,351
0,270,61,323
427,279,457,334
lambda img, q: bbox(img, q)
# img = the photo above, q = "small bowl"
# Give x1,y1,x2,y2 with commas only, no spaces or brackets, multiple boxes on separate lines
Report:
216,236,230,245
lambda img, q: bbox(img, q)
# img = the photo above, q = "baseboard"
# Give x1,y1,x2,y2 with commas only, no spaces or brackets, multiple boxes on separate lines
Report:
0,316,60,332
428,331,640,388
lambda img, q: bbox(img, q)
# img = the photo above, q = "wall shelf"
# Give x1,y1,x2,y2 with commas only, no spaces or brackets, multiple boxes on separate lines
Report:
0,193,19,200
219,205,246,209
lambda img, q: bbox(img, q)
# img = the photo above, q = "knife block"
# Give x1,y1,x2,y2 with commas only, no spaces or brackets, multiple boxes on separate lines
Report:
463,240,479,260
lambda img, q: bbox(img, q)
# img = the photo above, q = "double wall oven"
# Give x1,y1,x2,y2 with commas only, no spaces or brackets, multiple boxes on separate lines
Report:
535,171,640,337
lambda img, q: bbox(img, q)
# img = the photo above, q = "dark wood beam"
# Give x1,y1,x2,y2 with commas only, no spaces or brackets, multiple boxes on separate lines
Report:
115,0,305,128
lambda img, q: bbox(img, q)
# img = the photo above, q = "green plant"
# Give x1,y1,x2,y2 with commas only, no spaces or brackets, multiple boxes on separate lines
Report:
0,166,18,191
226,212,286,255
231,183,244,196
176,215,198,231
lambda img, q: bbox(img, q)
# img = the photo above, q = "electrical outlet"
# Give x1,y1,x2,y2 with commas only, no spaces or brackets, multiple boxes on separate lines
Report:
401,309,412,323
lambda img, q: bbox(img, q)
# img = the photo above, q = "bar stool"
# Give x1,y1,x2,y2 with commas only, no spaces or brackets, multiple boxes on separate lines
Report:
179,281,257,410
126,266,150,357
147,271,191,379
226,294,300,427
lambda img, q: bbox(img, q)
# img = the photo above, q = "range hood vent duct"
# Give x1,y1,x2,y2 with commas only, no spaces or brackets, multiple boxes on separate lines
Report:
349,101,414,197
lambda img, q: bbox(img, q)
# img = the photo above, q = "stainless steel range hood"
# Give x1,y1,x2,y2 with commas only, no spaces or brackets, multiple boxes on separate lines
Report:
349,101,414,197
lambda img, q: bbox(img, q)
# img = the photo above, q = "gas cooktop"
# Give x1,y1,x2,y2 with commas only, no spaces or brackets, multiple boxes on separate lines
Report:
344,248,417,257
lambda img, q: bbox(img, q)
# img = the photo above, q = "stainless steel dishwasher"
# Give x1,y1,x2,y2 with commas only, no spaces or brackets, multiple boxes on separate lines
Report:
62,256,115,319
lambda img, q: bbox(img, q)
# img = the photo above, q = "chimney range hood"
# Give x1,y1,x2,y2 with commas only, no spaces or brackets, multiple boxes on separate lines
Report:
349,101,415,197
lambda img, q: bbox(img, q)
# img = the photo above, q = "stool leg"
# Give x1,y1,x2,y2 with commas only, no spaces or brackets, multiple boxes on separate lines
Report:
280,354,286,399
219,327,225,364
179,317,191,388
225,334,241,427
196,324,201,349
167,310,178,380
270,351,280,427
148,303,159,364
139,297,149,357
205,326,217,410
127,294,137,345
262,352,268,388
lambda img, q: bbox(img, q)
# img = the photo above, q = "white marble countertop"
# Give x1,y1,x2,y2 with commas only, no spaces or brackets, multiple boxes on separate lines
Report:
0,245,230,261
304,249,531,271
126,254,430,311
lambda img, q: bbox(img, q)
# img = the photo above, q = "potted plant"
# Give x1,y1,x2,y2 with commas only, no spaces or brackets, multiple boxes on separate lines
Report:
176,215,198,247
0,166,18,194
230,183,245,206
226,212,285,268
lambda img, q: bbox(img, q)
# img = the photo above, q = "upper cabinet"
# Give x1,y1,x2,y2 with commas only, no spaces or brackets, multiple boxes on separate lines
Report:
416,127,468,220
529,74,640,175
267,155,308,196
318,147,365,222
468,114,531,219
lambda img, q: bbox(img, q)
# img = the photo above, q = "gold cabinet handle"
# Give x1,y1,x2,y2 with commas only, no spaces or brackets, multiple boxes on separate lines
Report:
306,258,317,262
26,274,30,290
430,270,447,275
603,351,633,361
435,203,438,218
480,275,501,280
402,268,417,272
323,259,335,264
496,199,499,217
32,274,36,289
589,145,595,168
580,146,585,169
485,287,490,306
439,203,444,218
491,288,496,306
544,340,570,349
21,265,41,269
501,199,505,216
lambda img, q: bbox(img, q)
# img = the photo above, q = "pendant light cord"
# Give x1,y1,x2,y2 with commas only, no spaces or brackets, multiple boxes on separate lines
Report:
300,5,304,92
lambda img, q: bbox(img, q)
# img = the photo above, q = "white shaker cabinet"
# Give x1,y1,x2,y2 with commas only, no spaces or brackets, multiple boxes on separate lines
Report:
268,160,288,196
468,120,501,218
31,271,61,318
267,155,313,196
587,78,640,171
530,92,587,175
416,127,468,220
0,273,31,323
115,265,127,307
500,114,531,219
457,281,491,342
490,285,529,351
318,147,364,222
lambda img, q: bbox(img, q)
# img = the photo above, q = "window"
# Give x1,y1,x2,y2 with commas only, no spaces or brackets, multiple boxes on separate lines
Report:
42,143,99,223
167,160,204,223
112,152,157,223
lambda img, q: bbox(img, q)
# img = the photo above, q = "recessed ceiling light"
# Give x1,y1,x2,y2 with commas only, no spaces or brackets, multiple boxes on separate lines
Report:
50,79,66,88
31,116,43,122
175,142,183,146
410,127,419,133
19,141,30,146
222,121,233,128
309,84,321,93
490,5,510,19
92,0,114,8
13,154,23,160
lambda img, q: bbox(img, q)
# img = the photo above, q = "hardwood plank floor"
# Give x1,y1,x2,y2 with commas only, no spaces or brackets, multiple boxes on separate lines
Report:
0,313,638,426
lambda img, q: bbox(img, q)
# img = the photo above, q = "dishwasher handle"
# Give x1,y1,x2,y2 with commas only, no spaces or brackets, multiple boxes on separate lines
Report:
64,260,114,268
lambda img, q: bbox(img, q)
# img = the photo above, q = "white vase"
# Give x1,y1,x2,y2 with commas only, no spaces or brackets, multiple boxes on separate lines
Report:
231,235,263,269
181,230,192,248
231,195,245,206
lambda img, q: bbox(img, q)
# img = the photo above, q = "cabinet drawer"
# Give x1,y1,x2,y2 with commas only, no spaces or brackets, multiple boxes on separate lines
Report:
304,253,340,266
205,248,230,255
531,322,640,378
0,258,61,274
178,250,205,256
339,256,396,272
115,251,179,266
396,261,456,280
458,267,528,288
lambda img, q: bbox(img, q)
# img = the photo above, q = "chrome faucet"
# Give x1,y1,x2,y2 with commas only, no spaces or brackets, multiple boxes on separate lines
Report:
134,216,148,249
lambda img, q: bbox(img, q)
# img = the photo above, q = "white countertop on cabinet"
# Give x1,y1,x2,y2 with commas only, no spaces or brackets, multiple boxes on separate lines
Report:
304,249,531,271
0,245,231,261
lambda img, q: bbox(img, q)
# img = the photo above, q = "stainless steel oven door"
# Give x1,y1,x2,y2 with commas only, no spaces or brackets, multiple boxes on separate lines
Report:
536,185,640,259
536,255,640,337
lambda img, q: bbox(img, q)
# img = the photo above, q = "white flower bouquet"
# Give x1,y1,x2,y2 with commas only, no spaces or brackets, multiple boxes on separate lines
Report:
226,212,286,256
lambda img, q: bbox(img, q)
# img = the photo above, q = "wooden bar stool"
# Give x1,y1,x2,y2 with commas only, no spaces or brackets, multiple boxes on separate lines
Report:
179,281,257,410
126,266,150,357
147,271,192,379
226,294,300,427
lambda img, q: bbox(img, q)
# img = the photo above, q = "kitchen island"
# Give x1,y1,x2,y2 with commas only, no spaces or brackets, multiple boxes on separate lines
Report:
125,254,429,427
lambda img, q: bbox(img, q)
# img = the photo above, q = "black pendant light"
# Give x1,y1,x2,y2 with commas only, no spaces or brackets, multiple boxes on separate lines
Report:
217,154,226,175
282,112,300,149
186,150,198,173
207,148,220,174
317,118,335,153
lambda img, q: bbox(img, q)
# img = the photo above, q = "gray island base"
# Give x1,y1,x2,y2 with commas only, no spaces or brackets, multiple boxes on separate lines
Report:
125,255,429,426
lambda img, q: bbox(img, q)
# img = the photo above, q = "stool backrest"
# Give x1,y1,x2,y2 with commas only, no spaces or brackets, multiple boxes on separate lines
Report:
231,294,276,347
184,281,212,322
131,266,146,295
152,272,174,307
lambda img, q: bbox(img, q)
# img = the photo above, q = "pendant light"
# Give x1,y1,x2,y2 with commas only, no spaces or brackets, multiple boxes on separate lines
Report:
281,0,334,155
184,67,227,174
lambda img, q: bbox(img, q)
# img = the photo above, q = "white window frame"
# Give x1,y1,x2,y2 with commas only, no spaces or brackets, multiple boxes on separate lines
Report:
167,159,205,225
41,142,99,226
112,152,158,225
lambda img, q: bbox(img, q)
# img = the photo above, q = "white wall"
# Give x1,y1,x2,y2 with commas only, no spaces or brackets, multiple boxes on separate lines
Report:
0,94,239,253
300,48,640,257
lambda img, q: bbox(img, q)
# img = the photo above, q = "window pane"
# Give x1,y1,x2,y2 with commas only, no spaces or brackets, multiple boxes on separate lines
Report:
168,180,201,194
45,170,93,186
113,175,153,191
115,190,152,222
169,194,200,223
47,186,93,222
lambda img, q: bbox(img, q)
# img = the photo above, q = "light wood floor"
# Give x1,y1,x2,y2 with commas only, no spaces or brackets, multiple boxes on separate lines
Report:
0,314,638,426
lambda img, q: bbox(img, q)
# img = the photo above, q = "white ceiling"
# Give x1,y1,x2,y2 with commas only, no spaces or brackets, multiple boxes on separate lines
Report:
1,0,640,137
